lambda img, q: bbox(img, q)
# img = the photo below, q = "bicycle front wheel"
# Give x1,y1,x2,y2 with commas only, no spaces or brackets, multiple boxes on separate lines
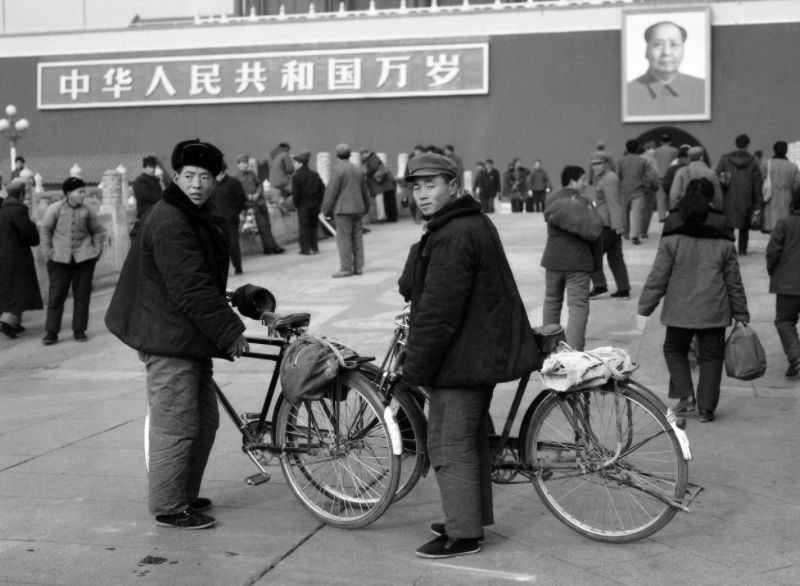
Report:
522,383,688,543
274,370,401,529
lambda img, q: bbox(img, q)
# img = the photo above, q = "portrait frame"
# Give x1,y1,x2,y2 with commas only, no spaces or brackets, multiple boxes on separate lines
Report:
622,6,711,123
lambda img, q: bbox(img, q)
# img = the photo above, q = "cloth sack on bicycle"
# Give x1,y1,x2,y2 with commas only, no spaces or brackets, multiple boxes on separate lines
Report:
724,321,766,380
539,345,636,391
279,334,359,404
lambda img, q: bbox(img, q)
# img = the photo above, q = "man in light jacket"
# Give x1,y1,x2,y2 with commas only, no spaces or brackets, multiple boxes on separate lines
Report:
322,143,371,278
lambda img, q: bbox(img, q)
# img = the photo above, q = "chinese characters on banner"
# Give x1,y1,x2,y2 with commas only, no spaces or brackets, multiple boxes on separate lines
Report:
37,43,489,110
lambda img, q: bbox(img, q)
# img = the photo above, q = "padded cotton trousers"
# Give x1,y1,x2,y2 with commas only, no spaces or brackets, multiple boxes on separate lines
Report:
543,270,591,350
141,354,219,515
775,294,800,364
334,214,364,273
427,386,494,539
591,227,630,292
663,326,725,413
45,258,96,334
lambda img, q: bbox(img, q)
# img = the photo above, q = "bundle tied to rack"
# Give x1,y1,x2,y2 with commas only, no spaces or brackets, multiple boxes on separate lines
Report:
538,345,637,392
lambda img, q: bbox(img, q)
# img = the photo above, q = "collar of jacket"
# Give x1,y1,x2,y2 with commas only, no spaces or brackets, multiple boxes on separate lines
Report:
662,208,734,241
162,182,223,233
425,195,482,231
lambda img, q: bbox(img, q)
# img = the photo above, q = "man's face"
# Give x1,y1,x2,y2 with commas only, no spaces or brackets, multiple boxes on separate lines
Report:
237,161,248,172
143,165,156,176
411,175,457,217
67,187,87,207
486,162,494,171
14,160,23,170
645,23,685,80
571,173,588,193
174,165,215,207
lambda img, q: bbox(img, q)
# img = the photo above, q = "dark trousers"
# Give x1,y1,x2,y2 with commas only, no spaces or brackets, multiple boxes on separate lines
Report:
141,354,219,515
221,218,242,272
532,190,547,212
297,204,320,253
253,202,279,252
382,189,398,222
737,228,749,255
640,191,656,236
45,258,97,334
334,214,364,272
427,386,494,539
524,196,534,212
775,294,800,364
591,227,630,292
480,196,495,213
510,198,524,213
663,326,725,413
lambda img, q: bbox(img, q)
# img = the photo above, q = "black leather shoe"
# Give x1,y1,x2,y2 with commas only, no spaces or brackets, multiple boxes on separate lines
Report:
271,247,286,254
785,359,800,378
610,290,630,299
589,286,608,298
1,322,17,339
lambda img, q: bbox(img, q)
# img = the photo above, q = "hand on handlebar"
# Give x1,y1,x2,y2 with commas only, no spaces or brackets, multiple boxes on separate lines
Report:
227,334,249,359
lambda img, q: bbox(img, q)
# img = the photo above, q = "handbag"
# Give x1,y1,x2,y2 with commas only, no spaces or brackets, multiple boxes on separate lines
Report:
724,322,767,381
279,334,358,404
750,207,762,231
762,159,773,203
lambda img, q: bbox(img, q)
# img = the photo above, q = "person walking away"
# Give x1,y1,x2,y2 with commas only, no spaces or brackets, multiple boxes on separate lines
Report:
669,145,723,209
766,188,800,378
398,153,540,559
291,149,325,255
210,163,247,274
40,177,104,345
617,139,658,245
362,150,398,222
541,165,604,350
661,145,689,205
715,134,762,255
640,141,659,237
322,143,370,278
0,180,42,338
105,138,248,530
653,134,679,220
503,158,529,213
762,141,800,233
235,153,283,255
131,155,163,238
639,178,749,422
588,152,630,299
529,159,551,212
268,141,295,215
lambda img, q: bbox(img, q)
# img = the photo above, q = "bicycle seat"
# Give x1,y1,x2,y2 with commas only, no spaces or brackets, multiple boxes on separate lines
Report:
272,313,311,331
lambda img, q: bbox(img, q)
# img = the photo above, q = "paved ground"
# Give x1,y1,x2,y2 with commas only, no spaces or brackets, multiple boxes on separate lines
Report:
0,212,798,586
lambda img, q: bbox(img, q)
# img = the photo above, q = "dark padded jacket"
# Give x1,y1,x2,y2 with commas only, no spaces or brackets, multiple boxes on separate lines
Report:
398,196,540,388
105,183,244,359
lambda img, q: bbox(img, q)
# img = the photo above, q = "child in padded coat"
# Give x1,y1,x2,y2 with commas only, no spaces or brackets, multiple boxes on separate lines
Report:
638,178,749,423
766,188,800,378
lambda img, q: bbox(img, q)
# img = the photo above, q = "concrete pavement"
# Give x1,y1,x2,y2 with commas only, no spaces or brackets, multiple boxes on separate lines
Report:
0,213,798,586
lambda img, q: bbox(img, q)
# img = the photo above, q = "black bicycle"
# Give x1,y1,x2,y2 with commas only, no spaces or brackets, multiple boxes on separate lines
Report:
368,307,703,543
218,285,402,529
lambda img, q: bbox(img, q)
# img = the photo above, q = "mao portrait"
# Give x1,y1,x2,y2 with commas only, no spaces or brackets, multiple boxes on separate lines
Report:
622,8,710,122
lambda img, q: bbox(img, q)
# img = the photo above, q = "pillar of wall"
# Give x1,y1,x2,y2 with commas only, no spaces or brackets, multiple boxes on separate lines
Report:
97,169,131,278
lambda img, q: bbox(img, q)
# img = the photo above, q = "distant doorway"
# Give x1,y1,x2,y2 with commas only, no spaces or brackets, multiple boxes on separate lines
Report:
635,126,710,165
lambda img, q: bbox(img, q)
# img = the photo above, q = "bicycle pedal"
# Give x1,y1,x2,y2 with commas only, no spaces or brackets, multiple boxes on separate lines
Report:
244,472,271,486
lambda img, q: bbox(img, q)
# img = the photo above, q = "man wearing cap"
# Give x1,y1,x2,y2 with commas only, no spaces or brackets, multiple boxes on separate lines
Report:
210,163,247,274
40,177,105,345
105,139,248,530
235,154,284,255
291,149,325,255
669,145,723,210
322,143,371,278
589,152,630,299
399,153,540,559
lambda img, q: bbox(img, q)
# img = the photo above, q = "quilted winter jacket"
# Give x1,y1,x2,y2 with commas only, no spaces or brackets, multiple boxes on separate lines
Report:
104,183,244,359
639,209,749,328
766,211,800,295
398,196,540,388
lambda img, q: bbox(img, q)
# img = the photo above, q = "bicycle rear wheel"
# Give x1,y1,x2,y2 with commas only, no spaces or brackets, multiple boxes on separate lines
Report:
274,370,401,528
522,383,688,543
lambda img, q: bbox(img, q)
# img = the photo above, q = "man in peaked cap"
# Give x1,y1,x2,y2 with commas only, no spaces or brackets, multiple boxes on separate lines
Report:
106,138,248,530
399,152,541,559
322,142,371,277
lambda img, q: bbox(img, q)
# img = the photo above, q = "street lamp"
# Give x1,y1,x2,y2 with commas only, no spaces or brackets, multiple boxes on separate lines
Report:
0,104,30,172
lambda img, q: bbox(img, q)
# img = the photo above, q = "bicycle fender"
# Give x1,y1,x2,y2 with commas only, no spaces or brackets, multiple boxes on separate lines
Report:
383,405,403,456
667,409,692,461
